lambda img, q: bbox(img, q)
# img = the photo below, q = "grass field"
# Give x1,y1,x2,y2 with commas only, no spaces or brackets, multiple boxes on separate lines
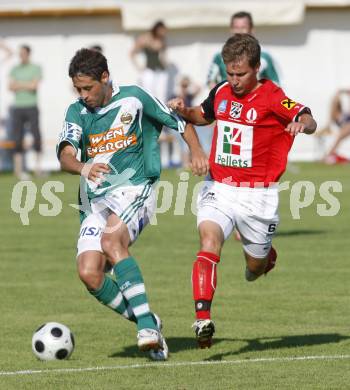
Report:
0,163,350,389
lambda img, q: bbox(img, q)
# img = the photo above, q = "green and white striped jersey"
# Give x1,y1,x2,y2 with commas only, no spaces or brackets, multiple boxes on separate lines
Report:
57,82,185,200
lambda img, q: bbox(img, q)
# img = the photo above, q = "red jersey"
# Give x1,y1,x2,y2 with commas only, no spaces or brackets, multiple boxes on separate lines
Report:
201,79,311,186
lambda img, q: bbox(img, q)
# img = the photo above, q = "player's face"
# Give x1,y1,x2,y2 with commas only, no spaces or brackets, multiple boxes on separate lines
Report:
230,17,253,34
225,56,259,97
19,48,30,64
72,72,110,109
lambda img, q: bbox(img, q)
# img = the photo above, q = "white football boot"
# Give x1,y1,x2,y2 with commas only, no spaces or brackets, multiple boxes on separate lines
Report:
149,314,169,361
137,328,161,351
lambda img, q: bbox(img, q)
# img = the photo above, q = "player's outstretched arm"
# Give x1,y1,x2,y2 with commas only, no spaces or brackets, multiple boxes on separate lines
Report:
59,143,110,183
167,98,210,126
182,123,209,176
285,113,317,136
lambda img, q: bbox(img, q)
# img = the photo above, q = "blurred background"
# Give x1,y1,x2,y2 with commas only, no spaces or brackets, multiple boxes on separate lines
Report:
0,0,349,173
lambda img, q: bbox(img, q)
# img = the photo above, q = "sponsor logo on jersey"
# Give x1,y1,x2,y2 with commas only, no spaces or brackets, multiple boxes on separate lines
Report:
87,126,137,157
281,98,296,110
215,121,253,168
246,108,258,122
223,125,242,155
216,154,249,168
120,112,133,124
217,99,228,113
229,101,243,119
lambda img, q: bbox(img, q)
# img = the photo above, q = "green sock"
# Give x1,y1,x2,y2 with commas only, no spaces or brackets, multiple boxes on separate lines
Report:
114,257,157,331
89,276,136,323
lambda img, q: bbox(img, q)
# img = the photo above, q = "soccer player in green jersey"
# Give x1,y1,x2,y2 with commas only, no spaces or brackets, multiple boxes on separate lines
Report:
207,11,280,88
57,48,208,360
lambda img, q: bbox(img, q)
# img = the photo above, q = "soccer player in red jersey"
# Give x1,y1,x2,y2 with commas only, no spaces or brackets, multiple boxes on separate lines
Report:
168,34,317,348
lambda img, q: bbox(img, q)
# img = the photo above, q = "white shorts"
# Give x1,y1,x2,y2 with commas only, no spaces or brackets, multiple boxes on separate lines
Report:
197,181,279,258
77,183,155,257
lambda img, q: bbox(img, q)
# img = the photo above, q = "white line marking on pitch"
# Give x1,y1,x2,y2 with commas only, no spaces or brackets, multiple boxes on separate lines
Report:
1,355,350,377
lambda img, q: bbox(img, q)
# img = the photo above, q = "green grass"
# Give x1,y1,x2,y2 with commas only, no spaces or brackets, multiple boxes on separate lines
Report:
0,163,350,389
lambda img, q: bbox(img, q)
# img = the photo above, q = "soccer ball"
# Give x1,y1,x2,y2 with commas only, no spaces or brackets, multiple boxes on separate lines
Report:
32,322,75,361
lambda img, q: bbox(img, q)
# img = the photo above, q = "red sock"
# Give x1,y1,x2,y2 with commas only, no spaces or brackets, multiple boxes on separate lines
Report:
192,251,220,320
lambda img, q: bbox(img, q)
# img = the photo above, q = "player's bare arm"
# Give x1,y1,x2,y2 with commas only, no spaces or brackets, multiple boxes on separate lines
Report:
182,123,209,176
167,98,211,126
285,113,317,136
59,142,110,183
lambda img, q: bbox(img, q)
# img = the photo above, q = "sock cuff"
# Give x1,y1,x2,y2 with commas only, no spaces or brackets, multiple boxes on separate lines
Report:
89,276,109,298
197,251,220,264
113,256,137,276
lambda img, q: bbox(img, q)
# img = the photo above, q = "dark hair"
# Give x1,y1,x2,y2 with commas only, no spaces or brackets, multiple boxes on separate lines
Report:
230,11,254,29
21,45,31,54
151,21,166,37
89,45,103,53
221,34,260,68
68,48,109,80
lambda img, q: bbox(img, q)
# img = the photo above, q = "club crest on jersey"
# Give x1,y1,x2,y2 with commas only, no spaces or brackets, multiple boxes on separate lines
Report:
229,101,243,119
217,99,228,114
246,108,258,122
281,98,296,110
120,112,133,124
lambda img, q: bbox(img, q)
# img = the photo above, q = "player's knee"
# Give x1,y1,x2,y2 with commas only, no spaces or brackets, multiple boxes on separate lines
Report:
100,234,114,258
100,234,128,263
200,235,222,256
77,257,103,290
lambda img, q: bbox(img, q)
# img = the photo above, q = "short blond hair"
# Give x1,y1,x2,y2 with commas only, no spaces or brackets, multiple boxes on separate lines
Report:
221,33,260,68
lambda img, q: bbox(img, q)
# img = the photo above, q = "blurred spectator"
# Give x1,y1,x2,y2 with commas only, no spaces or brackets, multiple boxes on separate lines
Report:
0,40,13,171
177,76,201,107
162,76,202,168
130,21,169,102
323,89,350,164
207,11,280,88
9,45,42,179
0,39,13,121
0,39,12,64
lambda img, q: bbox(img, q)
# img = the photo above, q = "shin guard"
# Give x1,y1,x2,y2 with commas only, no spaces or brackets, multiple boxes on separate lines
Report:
192,251,220,319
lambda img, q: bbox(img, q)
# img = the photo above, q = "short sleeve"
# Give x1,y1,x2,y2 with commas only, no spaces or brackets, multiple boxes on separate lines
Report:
56,104,83,158
207,53,223,86
269,85,311,123
200,82,225,122
135,86,186,133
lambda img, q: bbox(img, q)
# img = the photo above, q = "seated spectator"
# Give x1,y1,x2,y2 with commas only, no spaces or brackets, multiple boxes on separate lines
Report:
323,89,350,164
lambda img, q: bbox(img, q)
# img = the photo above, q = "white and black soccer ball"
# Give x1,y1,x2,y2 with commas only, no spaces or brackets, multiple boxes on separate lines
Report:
32,322,75,361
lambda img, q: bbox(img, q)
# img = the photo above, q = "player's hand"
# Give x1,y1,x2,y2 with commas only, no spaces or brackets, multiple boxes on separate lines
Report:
285,121,307,136
190,148,209,176
81,163,110,184
167,97,185,112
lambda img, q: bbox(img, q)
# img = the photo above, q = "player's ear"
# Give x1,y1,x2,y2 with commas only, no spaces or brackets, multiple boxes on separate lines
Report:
254,62,260,74
100,71,109,84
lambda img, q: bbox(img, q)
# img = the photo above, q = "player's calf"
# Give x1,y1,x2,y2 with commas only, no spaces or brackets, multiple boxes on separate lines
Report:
244,247,278,281
264,247,277,275
77,252,105,290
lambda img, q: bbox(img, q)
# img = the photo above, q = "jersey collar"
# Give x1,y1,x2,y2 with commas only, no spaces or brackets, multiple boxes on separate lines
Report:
111,81,120,97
